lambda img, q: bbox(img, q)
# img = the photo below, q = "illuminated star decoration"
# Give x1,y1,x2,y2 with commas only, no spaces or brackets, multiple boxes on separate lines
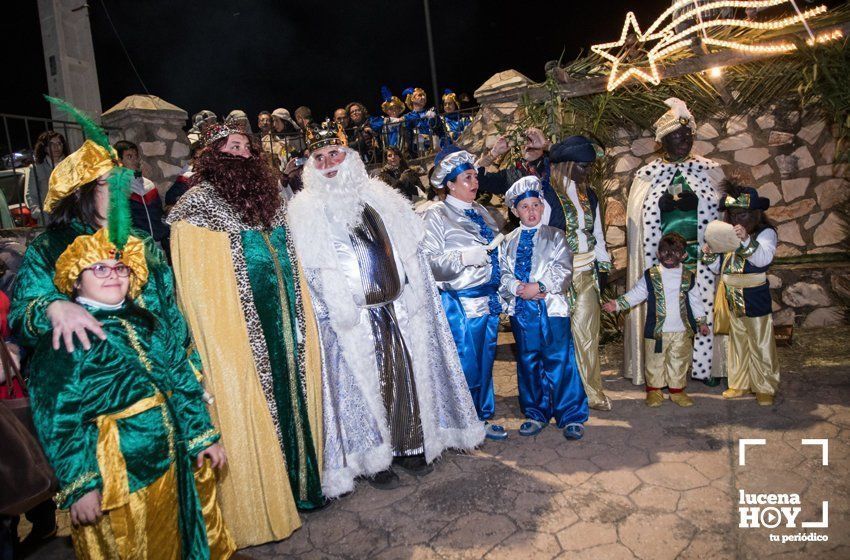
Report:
650,0,830,60
592,0,839,91
590,12,672,91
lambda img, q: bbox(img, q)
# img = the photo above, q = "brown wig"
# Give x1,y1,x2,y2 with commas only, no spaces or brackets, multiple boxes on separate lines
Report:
191,136,282,229
549,161,578,196
49,180,103,229
34,131,69,164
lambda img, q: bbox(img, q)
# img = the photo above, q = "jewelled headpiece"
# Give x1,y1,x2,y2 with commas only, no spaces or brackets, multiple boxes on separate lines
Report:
305,120,348,151
654,97,696,141
54,228,148,299
202,120,248,146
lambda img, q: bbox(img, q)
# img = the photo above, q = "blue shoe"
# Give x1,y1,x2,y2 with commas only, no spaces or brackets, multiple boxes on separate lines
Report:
484,422,508,440
563,423,584,440
519,420,546,437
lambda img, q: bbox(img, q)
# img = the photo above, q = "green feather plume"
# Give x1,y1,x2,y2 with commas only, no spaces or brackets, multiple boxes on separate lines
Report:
44,95,115,157
107,167,133,251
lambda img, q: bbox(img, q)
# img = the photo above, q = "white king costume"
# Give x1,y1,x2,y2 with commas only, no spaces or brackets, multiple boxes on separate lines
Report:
625,98,725,384
288,134,483,499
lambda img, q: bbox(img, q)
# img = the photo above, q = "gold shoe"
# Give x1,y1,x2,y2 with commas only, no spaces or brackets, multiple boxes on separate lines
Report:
645,390,664,408
722,388,749,399
755,393,774,406
589,395,613,411
669,391,694,407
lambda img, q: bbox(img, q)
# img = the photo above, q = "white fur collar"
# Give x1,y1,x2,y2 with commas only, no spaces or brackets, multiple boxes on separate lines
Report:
289,178,423,272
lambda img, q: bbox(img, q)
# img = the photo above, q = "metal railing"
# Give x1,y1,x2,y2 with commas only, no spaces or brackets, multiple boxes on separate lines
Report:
0,113,124,229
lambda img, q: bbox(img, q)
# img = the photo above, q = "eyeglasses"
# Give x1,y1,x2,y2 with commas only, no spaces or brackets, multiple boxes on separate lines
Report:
84,263,133,278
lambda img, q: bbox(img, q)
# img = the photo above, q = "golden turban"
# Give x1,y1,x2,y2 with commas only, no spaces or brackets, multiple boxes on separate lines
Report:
53,228,149,299
44,140,115,213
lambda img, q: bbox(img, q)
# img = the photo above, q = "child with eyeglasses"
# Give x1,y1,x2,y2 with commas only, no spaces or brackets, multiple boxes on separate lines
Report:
26,228,237,559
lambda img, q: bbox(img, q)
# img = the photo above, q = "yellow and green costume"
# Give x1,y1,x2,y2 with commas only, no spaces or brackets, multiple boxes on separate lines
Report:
28,305,235,559
167,184,324,547
28,222,234,559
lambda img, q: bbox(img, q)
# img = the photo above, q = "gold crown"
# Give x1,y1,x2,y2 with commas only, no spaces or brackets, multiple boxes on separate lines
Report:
306,120,348,150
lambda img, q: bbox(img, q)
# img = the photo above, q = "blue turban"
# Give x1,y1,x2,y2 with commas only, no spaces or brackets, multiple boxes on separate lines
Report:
549,135,597,164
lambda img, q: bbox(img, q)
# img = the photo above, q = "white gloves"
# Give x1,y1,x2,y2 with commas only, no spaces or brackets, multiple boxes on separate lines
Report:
460,247,490,267
424,109,437,119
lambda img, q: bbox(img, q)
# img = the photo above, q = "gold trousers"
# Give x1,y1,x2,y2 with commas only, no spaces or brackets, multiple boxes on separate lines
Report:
644,332,692,390
71,463,235,560
728,314,780,395
571,270,607,407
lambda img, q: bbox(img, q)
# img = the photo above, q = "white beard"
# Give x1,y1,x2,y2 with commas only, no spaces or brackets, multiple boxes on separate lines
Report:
302,148,370,228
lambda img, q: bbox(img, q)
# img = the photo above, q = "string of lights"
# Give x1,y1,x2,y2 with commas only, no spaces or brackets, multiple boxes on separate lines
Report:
591,0,842,91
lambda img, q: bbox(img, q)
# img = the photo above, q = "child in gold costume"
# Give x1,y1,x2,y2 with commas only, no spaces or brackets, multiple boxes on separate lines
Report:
27,224,237,557
702,182,779,406
603,233,710,408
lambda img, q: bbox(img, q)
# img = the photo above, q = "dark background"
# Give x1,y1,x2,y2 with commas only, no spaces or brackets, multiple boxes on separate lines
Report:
3,0,677,122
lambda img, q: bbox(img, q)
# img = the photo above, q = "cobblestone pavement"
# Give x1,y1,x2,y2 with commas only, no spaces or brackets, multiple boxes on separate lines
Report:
29,327,850,559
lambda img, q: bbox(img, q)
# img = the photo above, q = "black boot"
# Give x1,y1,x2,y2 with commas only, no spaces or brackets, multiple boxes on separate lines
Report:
393,455,433,477
368,468,400,490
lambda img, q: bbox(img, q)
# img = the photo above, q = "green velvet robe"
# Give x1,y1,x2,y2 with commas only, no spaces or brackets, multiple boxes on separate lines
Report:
9,220,201,372
28,305,220,558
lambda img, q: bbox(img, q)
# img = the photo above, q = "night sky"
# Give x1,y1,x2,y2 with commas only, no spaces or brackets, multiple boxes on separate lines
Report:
4,0,678,124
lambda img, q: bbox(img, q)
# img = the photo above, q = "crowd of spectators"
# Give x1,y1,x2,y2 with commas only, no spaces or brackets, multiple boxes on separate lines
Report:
187,87,475,172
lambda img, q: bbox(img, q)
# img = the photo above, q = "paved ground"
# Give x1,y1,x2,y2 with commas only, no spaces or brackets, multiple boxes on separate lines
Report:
27,326,850,559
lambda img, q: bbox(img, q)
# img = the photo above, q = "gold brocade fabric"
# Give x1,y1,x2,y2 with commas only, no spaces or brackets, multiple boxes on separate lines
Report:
624,176,651,386
728,314,779,395
94,392,169,559
644,332,692,390
45,140,115,212
71,463,235,560
571,270,607,407
170,222,323,547
54,229,149,299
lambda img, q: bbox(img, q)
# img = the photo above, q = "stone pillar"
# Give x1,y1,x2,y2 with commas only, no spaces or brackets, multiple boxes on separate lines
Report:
467,70,536,154
101,95,190,193
37,0,102,124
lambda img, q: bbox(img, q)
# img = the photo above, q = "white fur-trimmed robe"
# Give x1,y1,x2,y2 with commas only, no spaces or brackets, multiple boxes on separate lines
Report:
625,156,726,383
288,178,485,498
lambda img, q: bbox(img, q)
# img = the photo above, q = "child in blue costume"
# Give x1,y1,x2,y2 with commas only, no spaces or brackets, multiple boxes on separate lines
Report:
499,176,588,440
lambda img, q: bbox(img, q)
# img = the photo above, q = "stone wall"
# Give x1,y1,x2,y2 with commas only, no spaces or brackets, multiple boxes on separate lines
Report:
469,72,850,327
101,95,191,194
603,108,849,326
